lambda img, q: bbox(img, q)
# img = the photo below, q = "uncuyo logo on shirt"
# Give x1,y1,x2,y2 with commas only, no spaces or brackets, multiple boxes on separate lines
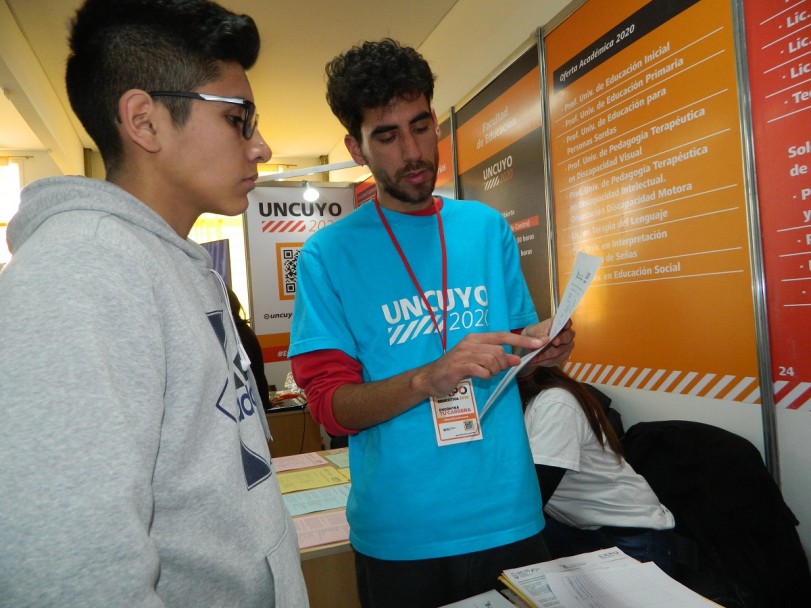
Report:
381,285,490,346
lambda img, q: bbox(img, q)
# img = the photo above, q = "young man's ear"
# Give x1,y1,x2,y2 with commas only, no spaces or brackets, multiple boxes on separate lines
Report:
344,134,366,167
117,90,162,153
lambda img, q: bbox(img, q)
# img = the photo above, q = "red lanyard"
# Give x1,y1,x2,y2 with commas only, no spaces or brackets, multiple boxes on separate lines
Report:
375,198,448,353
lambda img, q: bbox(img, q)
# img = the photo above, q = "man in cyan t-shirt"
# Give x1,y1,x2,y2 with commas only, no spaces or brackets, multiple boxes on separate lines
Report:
289,38,575,608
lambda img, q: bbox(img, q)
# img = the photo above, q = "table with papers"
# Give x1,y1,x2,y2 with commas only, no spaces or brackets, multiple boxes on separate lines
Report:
272,448,358,608
443,547,721,608
273,447,352,554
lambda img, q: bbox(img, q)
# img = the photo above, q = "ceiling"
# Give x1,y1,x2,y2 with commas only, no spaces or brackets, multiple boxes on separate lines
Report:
1,0,460,167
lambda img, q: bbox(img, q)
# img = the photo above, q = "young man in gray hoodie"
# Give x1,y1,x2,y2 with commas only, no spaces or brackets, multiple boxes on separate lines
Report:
0,1,308,606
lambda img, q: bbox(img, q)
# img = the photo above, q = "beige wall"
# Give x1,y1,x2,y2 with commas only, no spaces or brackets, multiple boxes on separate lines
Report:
0,2,84,176
329,0,572,182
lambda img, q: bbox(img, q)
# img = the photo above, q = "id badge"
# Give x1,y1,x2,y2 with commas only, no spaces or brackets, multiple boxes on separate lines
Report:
430,379,483,446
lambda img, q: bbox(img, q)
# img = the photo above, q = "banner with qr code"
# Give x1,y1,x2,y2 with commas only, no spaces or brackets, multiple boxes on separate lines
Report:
245,183,356,362
276,243,300,301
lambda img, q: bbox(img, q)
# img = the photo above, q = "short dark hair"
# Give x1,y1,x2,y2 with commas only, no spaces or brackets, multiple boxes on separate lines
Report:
66,0,260,177
325,38,436,143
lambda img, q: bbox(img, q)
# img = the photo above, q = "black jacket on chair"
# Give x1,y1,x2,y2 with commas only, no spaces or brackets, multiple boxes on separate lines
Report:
622,420,811,608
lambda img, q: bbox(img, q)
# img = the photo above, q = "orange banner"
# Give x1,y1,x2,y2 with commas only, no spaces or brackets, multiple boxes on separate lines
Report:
456,68,542,174
259,332,292,363
436,132,453,188
546,0,759,400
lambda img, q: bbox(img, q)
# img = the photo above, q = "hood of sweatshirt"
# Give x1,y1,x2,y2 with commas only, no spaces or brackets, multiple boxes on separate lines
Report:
8,176,209,267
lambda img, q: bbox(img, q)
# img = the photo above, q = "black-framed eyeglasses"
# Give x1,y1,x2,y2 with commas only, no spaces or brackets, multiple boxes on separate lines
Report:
148,91,258,140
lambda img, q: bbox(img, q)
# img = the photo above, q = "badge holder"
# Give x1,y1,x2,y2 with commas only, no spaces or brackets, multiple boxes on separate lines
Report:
430,379,483,446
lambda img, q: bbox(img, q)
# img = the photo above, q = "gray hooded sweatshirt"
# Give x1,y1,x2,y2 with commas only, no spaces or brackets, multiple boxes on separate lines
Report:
0,177,308,607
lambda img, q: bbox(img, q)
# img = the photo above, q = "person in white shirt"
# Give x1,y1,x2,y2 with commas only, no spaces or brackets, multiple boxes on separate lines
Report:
521,366,676,574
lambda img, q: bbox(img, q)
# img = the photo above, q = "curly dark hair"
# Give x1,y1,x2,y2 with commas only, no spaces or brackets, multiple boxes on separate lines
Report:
325,38,436,143
66,0,260,178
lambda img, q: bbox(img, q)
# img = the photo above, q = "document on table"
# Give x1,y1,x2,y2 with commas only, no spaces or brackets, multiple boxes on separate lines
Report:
500,547,638,608
272,452,329,473
276,465,349,494
282,483,350,517
323,448,350,469
545,561,720,607
480,251,602,419
293,509,350,549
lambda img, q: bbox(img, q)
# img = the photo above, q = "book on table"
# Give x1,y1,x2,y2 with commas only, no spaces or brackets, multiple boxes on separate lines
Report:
499,547,721,608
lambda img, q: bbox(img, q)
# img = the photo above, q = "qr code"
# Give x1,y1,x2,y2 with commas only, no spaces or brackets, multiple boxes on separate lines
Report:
277,243,302,300
463,420,475,431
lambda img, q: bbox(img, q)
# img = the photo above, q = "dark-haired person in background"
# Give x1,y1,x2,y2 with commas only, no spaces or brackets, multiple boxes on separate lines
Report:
289,38,574,607
0,0,307,605
521,366,676,575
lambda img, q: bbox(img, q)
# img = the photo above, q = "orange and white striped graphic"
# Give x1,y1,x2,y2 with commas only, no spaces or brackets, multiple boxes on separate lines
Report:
565,362,811,410
261,220,308,233
774,381,811,411
564,361,762,404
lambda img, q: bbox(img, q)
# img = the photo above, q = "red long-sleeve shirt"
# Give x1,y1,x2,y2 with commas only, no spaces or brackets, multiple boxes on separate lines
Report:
291,329,527,436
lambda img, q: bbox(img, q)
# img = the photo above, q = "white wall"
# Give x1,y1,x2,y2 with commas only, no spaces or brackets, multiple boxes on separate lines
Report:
330,0,571,182
598,385,765,452
14,150,64,187
777,410,811,554
266,361,294,393
0,1,84,176
420,0,568,114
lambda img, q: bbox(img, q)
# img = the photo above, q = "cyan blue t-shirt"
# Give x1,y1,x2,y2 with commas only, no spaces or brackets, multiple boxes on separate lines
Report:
289,198,543,560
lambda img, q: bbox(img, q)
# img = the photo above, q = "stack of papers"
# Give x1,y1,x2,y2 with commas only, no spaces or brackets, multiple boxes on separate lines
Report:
293,509,350,549
500,548,720,607
273,448,352,550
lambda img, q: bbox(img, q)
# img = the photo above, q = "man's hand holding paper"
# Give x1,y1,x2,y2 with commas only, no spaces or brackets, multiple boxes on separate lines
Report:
479,252,602,419
518,318,576,378
414,330,547,398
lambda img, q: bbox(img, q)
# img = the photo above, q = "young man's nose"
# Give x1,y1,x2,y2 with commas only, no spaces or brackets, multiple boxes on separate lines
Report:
400,132,422,162
251,129,272,163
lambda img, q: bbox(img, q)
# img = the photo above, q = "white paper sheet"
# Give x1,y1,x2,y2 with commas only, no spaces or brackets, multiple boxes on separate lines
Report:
501,547,637,608
545,561,719,608
480,251,602,418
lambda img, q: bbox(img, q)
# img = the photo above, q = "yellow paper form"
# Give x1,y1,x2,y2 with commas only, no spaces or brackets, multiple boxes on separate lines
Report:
277,465,350,494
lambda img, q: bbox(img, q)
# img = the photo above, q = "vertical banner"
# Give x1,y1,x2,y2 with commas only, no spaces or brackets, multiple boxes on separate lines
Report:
245,185,355,362
354,177,376,208
200,239,232,287
456,46,552,318
435,117,456,200
545,0,760,401
743,0,811,409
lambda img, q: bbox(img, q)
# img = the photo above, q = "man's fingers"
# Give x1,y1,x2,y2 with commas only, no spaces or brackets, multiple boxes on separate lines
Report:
463,330,545,351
